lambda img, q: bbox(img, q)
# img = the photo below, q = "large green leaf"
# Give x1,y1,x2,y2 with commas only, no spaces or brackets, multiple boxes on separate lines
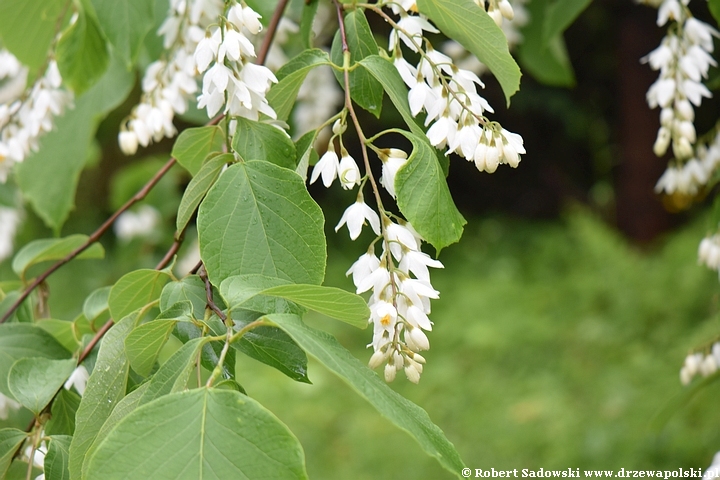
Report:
91,0,155,65
176,154,230,234
46,389,82,436
331,9,384,117
0,0,66,69
56,1,109,94
395,131,466,251
17,55,134,231
417,0,521,105
8,358,76,414
171,126,225,176
267,48,332,122
12,235,104,279
85,388,308,479
219,274,291,310
267,314,466,477
68,316,134,479
236,283,369,328
232,118,296,169
108,269,171,321
37,319,80,352
44,435,72,480
198,161,326,286
0,324,71,398
124,320,178,377
0,429,26,477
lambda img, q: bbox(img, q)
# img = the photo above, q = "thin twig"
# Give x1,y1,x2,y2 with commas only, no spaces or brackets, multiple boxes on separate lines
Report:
257,0,291,65
198,266,226,322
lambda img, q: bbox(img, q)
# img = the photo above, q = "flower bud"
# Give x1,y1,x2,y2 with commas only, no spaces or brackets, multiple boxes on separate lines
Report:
653,127,670,156
119,130,139,155
404,363,421,383
498,0,514,20
384,363,397,382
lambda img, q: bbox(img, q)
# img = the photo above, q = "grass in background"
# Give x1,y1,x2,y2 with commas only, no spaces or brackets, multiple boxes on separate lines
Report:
233,210,720,478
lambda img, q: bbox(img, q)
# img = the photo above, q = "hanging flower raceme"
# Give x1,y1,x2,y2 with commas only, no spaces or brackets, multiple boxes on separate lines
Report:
118,0,223,155
654,131,720,196
383,2,525,174
643,0,719,165
0,51,72,182
680,344,720,385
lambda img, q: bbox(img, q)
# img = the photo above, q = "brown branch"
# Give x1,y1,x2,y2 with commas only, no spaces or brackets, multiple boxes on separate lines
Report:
257,0,291,66
198,266,227,322
0,158,177,324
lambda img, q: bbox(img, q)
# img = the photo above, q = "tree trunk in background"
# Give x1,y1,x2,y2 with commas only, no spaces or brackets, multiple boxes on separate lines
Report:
615,7,675,243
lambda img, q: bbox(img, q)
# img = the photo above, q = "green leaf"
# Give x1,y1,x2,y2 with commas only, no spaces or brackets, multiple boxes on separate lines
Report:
232,118,296,169
156,300,194,322
91,383,148,448
0,0,66,69
711,0,720,25
171,126,225,176
267,314,466,476
12,235,104,279
267,49,332,122
395,131,466,251
46,389,82,436
300,0,319,49
331,9,384,117
141,337,208,402
91,0,155,65
516,0,575,87
85,388,308,479
542,0,593,46
124,320,177,377
176,153,230,234
68,316,135,479
108,269,171,320
223,312,310,384
294,130,319,181
0,429,27,477
44,435,72,480
160,276,207,319
83,286,112,324
8,358,76,414
17,55,134,231
198,161,326,286
56,2,110,94
0,324,71,399
358,55,425,139
262,284,368,328
37,319,79,352
219,274,291,310
417,0,521,106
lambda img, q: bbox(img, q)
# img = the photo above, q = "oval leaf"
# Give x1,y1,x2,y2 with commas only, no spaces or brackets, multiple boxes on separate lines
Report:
231,118,296,169
416,0,521,105
261,284,369,328
124,320,177,377
171,126,225,176
12,235,104,279
85,388,308,479
395,131,466,251
108,269,171,321
8,358,76,414
198,161,326,286
0,323,71,398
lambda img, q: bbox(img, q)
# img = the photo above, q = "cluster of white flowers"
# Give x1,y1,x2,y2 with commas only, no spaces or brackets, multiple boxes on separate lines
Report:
383,1,525,174
643,0,718,161
194,3,277,127
0,51,72,182
680,345,720,385
310,132,444,382
655,131,720,195
114,205,161,242
118,0,224,155
698,231,720,272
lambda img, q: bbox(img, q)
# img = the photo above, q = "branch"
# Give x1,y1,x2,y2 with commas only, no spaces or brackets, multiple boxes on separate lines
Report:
257,0,291,65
